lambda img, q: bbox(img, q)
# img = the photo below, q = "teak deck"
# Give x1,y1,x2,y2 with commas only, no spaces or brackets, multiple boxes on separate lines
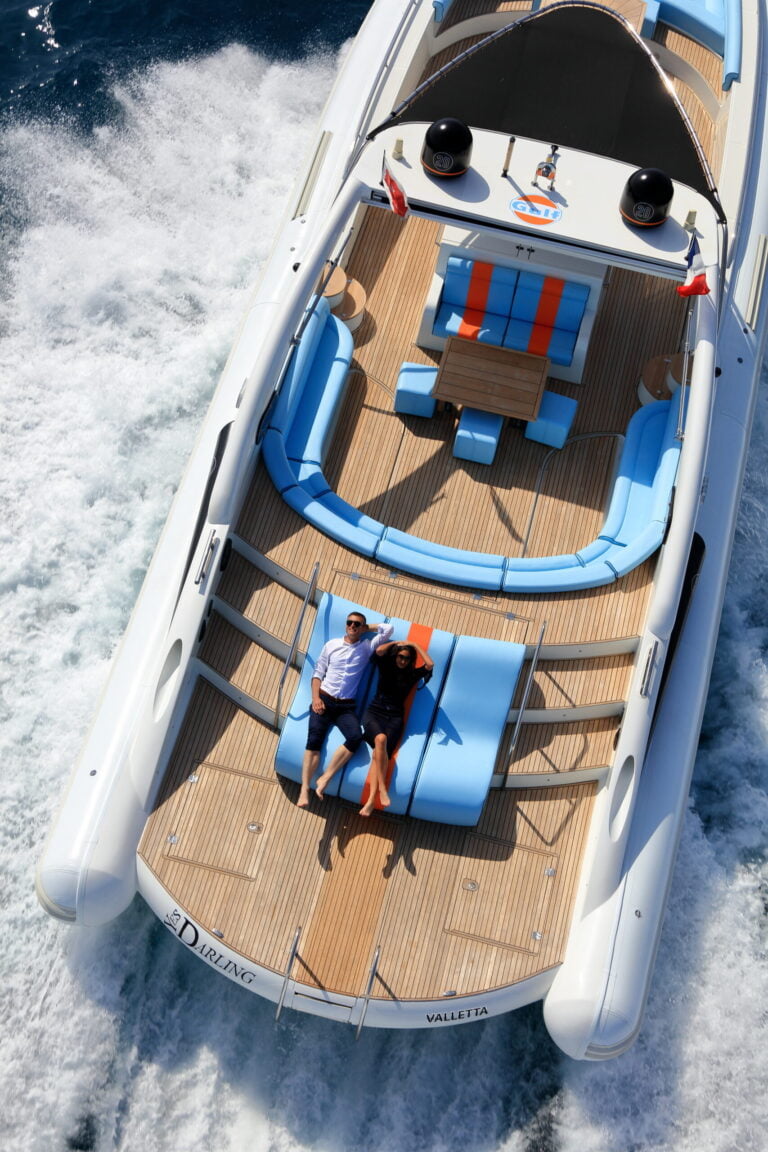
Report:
137,10,711,1009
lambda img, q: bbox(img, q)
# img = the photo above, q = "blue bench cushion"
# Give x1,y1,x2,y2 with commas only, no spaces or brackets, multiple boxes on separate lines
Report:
410,636,526,825
268,298,330,435
285,317,354,467
376,526,506,591
599,401,679,546
275,593,378,794
338,625,455,814
454,407,504,465
434,257,518,345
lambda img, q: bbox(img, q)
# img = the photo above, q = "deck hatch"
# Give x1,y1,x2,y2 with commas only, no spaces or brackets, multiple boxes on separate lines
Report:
163,762,276,879
446,837,557,953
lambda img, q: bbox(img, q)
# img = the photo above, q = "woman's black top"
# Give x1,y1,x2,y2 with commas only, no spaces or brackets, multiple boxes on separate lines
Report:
368,648,431,713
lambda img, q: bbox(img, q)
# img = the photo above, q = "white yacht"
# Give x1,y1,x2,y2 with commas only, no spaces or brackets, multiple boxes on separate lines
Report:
37,0,768,1058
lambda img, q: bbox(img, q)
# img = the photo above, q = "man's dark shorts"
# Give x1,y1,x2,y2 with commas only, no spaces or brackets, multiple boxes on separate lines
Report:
306,693,363,753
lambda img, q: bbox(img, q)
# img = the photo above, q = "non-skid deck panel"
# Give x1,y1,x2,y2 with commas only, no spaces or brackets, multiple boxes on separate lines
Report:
139,678,597,999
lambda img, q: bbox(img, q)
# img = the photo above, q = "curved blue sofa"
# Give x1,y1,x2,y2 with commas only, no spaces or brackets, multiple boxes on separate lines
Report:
260,297,682,595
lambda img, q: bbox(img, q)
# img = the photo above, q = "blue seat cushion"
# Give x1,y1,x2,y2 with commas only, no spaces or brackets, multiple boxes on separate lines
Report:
395,363,438,418
454,407,504,465
409,636,526,825
524,390,578,449
339,625,455,814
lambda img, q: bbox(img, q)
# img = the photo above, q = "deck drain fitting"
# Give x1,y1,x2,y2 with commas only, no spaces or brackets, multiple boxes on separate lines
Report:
545,867,556,877
167,834,178,845
247,822,264,834
531,931,543,941
188,773,199,784
463,879,479,892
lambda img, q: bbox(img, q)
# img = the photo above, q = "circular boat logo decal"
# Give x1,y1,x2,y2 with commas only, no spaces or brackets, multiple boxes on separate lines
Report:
632,201,654,222
432,152,454,171
510,194,562,226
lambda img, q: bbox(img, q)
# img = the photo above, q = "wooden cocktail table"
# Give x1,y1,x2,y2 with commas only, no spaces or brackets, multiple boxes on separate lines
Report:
431,337,550,420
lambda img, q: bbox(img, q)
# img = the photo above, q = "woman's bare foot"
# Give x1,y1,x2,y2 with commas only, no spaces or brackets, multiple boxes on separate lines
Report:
359,799,375,817
379,789,391,808
315,772,331,800
297,786,310,808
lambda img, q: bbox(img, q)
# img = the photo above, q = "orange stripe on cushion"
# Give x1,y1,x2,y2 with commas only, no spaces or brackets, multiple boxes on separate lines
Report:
527,276,564,357
360,622,434,809
458,261,493,340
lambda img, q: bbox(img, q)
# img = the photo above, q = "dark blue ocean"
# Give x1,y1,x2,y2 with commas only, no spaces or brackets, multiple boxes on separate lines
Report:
2,3,766,1149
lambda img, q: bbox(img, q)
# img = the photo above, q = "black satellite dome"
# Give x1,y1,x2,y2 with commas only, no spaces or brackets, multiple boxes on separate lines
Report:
421,118,473,178
620,167,674,227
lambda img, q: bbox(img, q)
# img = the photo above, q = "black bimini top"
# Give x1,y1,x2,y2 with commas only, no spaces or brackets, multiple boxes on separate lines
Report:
369,2,722,217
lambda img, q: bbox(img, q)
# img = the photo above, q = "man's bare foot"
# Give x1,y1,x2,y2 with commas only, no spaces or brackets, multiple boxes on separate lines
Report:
359,800,375,817
315,773,330,800
298,787,310,808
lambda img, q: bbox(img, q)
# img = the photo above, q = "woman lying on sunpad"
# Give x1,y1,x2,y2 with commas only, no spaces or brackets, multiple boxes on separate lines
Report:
360,642,434,817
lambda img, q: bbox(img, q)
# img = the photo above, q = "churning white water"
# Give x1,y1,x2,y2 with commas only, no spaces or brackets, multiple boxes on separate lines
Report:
1,44,766,1152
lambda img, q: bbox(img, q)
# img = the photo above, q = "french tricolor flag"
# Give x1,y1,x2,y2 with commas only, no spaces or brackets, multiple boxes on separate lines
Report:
382,153,409,218
676,235,710,297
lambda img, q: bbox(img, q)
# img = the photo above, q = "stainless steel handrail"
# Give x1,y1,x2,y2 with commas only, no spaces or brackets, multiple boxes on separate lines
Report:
275,561,320,727
506,621,547,779
275,926,302,1021
355,944,381,1039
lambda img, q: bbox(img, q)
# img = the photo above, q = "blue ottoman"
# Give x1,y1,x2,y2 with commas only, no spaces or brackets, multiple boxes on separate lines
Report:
395,362,438,418
524,390,578,449
453,407,504,465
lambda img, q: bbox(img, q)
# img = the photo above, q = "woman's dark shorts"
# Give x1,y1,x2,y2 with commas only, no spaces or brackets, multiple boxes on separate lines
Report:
306,694,363,753
363,705,404,759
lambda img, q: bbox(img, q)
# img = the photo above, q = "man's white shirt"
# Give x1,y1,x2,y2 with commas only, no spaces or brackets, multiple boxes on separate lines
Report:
314,623,394,698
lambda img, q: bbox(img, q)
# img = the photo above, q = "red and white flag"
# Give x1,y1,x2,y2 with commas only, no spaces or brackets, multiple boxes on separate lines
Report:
382,153,408,217
676,235,710,297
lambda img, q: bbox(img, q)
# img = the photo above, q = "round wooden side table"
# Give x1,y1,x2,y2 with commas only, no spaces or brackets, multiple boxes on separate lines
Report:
333,278,367,332
637,352,692,404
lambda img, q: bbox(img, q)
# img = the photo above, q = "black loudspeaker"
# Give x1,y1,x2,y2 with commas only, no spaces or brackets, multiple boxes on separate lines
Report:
421,118,473,178
619,168,674,227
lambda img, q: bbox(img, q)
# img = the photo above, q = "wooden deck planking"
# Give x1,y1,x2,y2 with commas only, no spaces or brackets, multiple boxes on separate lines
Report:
513,653,635,710
140,678,597,998
507,717,620,775
199,612,300,709
216,552,316,648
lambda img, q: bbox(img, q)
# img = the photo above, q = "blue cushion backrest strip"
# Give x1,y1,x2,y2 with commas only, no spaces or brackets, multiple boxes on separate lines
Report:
442,257,474,307
441,256,517,315
274,593,380,793
268,297,330,435
599,403,670,546
554,281,590,330
338,626,456,814
285,315,354,466
409,636,526,826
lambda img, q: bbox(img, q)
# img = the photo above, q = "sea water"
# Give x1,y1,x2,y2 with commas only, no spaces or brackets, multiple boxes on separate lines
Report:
1,4,766,1150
